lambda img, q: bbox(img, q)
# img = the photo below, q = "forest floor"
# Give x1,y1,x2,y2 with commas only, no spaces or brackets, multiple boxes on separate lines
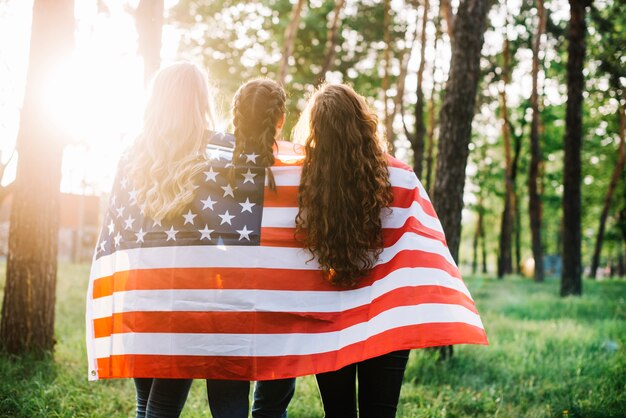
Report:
0,263,625,417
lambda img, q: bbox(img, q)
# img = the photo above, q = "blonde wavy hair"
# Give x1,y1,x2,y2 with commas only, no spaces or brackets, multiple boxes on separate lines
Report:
126,62,215,221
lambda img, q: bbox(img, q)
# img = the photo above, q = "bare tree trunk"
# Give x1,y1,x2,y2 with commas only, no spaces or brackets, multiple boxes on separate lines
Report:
561,0,589,297
433,0,491,262
529,0,546,282
589,96,626,278
135,0,164,84
0,0,74,355
315,0,346,86
411,0,430,177
481,220,488,274
512,129,522,275
497,35,514,278
278,0,307,85
425,16,442,193
440,0,455,40
382,0,395,154
473,195,484,275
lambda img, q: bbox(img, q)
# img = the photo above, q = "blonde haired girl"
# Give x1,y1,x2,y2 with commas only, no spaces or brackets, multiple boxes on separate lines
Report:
126,61,214,418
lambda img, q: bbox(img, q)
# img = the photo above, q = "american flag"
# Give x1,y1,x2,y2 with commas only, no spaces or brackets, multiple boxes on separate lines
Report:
85,132,488,381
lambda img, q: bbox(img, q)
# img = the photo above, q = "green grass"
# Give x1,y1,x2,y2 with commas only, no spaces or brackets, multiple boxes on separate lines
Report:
1,263,625,417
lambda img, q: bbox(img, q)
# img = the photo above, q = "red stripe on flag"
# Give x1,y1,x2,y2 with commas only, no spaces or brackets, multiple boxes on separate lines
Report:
95,322,488,380
91,249,461,299
92,285,478,338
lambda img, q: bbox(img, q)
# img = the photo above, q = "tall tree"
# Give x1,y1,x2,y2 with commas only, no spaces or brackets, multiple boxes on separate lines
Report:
561,0,590,296
433,0,492,262
315,0,346,86
279,0,307,85
528,0,546,282
589,96,625,278
497,32,515,278
135,0,164,84
425,15,442,193
382,0,395,153
0,0,74,354
411,0,430,177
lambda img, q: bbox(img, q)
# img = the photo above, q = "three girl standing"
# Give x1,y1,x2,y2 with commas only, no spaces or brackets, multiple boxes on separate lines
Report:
87,61,487,417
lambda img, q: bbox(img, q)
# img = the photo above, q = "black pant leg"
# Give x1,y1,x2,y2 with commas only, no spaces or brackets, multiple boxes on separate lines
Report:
144,378,193,418
357,350,410,418
315,364,358,418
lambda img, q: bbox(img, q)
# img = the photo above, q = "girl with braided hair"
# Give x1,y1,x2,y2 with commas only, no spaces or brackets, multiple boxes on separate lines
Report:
205,78,296,418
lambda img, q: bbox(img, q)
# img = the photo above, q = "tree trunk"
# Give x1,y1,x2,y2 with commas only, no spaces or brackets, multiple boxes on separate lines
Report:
412,0,430,177
497,35,514,278
432,0,491,262
472,195,484,275
589,96,626,278
440,0,455,40
315,0,346,86
382,0,395,154
135,0,164,84
278,0,307,85
511,120,522,275
0,0,74,355
529,0,546,282
481,219,488,274
425,17,442,194
561,0,589,297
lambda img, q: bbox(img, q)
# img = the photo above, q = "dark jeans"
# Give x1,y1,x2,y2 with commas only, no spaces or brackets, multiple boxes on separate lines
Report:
134,378,193,418
206,378,296,418
315,350,410,418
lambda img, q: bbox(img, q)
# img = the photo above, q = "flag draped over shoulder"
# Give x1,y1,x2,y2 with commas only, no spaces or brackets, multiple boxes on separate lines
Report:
86,131,488,381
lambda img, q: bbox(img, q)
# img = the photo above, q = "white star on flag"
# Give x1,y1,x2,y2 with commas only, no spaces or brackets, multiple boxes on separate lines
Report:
236,225,253,241
114,232,122,247
199,225,214,240
107,220,115,235
135,228,146,243
153,218,162,227
209,148,222,160
201,195,216,210
241,169,257,184
120,177,129,190
219,210,235,225
124,215,135,230
165,226,178,241
183,210,197,225
116,206,125,218
222,184,235,198
245,152,258,163
128,189,138,203
98,240,106,252
204,167,219,182
239,198,256,213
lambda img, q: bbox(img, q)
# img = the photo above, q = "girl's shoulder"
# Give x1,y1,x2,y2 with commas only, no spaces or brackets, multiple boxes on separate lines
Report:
386,154,413,172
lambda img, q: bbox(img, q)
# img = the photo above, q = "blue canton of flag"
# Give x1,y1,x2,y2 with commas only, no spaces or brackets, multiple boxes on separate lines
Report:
95,132,266,259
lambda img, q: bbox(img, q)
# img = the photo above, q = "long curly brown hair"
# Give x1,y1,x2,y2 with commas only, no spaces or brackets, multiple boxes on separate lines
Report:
231,79,286,190
294,84,393,286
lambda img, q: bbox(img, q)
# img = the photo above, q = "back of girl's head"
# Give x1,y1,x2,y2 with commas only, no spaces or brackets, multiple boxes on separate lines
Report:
128,61,215,221
231,79,286,190
294,84,393,286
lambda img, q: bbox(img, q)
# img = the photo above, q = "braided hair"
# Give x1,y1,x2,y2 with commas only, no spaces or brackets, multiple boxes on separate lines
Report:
231,79,286,190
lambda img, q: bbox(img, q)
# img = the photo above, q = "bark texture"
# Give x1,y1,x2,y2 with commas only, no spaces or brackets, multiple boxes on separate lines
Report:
529,0,546,282
278,0,306,85
433,0,491,262
316,0,346,86
0,0,74,355
561,0,589,296
411,0,430,177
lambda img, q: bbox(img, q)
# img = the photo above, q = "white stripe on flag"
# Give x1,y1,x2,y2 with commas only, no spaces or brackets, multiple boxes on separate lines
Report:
272,166,422,191
94,303,483,358
89,231,456,280
261,202,442,232
91,266,472,319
